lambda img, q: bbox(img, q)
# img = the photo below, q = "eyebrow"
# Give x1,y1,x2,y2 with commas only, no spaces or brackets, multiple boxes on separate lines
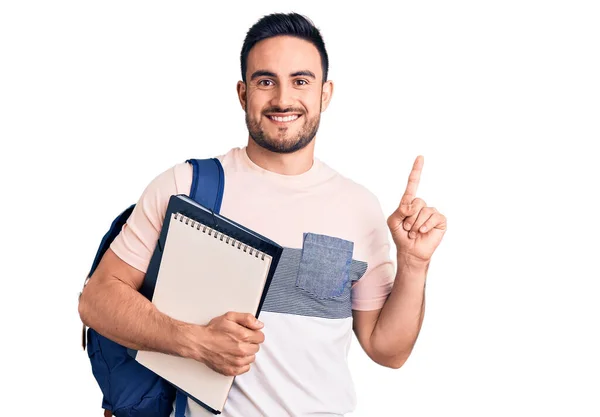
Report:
250,70,277,80
250,70,317,80
291,70,316,79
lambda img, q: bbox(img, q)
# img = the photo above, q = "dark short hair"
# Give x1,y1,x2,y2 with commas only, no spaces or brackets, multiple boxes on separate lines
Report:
240,13,329,83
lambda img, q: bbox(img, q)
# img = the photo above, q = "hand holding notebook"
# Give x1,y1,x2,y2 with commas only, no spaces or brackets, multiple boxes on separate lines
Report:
130,194,283,414
197,311,266,376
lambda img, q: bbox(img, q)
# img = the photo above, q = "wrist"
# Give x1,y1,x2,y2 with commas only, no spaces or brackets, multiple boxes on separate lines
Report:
395,253,430,289
397,252,430,270
173,321,207,362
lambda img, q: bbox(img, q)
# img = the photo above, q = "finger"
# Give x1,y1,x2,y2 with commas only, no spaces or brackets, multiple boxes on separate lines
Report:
401,198,426,231
224,364,251,377
242,342,261,355
235,364,252,376
226,312,264,330
418,213,447,234
236,327,266,345
410,208,437,238
390,197,425,229
233,354,257,367
230,342,260,359
400,155,424,205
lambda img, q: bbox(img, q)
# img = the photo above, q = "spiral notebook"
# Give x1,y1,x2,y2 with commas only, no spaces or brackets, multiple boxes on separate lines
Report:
130,194,283,415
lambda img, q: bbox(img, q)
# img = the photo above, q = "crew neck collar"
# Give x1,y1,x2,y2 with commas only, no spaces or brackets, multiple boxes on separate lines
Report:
238,146,324,187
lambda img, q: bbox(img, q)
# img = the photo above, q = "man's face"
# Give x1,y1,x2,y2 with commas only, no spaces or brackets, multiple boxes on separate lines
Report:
237,35,333,154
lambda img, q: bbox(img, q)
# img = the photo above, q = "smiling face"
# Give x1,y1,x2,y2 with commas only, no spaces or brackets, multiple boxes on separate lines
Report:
237,35,333,154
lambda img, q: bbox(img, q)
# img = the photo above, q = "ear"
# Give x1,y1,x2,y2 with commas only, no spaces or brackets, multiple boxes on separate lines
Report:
236,81,247,111
320,80,334,112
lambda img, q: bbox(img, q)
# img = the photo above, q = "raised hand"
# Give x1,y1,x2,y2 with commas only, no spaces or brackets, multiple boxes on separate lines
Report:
387,156,447,264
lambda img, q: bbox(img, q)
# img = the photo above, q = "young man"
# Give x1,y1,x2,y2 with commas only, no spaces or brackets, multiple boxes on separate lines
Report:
79,12,447,417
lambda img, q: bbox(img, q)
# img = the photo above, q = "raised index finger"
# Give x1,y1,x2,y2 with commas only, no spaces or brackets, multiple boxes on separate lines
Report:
401,155,424,205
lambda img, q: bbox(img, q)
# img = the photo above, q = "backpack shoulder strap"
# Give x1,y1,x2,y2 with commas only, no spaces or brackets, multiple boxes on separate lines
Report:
186,158,225,212
175,390,188,417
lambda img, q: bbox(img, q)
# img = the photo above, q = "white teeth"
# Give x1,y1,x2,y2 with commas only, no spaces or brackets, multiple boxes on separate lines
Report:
270,115,299,122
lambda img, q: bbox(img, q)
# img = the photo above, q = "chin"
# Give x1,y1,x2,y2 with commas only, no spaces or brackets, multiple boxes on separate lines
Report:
252,136,312,154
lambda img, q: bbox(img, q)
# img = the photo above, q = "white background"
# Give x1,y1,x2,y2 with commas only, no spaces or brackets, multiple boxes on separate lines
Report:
1,1,599,416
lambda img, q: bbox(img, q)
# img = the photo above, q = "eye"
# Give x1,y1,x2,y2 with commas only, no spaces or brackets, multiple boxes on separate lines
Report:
258,79,274,87
295,79,309,86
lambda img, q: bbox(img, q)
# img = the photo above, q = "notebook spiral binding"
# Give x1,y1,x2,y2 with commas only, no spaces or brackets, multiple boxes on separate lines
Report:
174,213,267,261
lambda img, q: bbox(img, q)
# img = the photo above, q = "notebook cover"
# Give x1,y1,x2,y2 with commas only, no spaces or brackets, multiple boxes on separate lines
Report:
130,193,283,414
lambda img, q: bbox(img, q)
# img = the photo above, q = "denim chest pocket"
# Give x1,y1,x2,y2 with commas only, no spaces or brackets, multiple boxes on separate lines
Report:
296,232,354,299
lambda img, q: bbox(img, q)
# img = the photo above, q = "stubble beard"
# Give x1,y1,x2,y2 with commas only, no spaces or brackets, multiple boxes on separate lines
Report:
245,107,321,154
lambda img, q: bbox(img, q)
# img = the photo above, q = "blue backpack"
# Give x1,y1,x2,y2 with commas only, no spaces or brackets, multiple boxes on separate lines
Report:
81,158,225,417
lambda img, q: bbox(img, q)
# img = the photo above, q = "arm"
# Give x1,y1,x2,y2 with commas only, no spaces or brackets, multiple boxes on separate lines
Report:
78,248,196,357
353,155,446,368
353,256,428,369
78,164,264,376
78,248,265,376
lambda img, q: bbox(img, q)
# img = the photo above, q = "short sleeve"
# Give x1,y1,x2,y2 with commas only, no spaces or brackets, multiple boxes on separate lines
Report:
110,162,193,273
351,193,395,311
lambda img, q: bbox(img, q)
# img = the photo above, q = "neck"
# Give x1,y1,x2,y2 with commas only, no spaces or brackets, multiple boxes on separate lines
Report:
245,138,316,175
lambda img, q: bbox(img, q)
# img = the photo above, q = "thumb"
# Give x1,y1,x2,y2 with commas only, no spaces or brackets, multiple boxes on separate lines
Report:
229,312,263,330
388,204,411,228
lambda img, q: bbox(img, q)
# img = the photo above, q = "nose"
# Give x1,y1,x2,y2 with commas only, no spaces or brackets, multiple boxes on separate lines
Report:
270,84,294,109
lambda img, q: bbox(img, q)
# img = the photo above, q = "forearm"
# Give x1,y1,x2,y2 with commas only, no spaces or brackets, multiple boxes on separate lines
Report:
79,277,196,358
370,255,428,366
